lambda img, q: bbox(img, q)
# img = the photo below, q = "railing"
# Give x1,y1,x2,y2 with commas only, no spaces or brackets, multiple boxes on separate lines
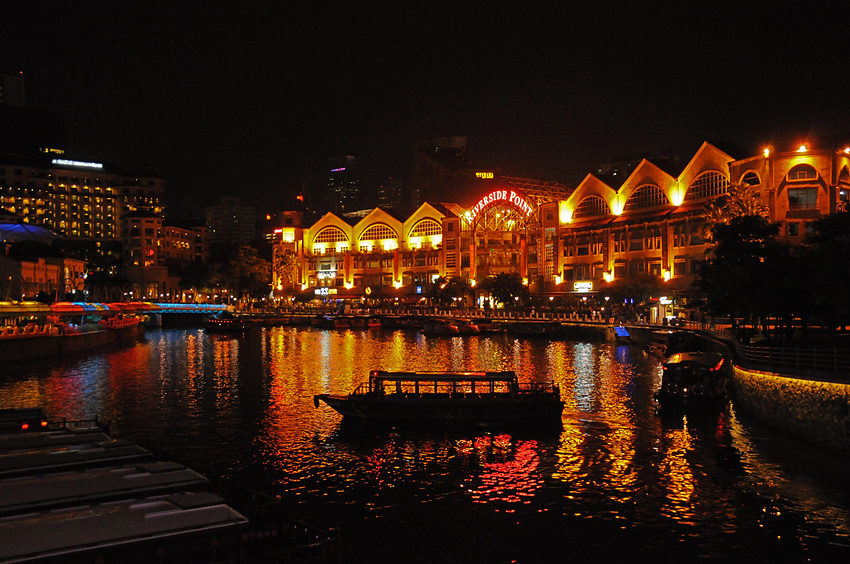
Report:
679,320,850,381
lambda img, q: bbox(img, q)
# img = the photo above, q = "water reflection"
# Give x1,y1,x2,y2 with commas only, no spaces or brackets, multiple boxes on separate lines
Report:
0,326,848,561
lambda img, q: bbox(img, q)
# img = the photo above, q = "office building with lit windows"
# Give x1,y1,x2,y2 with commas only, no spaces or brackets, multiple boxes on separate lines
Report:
273,141,850,305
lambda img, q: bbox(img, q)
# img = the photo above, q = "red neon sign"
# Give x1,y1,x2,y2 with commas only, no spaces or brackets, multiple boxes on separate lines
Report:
465,189,534,222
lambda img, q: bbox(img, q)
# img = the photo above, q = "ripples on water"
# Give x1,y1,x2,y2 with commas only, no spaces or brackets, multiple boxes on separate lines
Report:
1,326,849,562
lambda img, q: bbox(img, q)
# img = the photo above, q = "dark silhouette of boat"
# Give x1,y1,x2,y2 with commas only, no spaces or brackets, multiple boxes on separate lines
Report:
314,370,563,423
654,351,729,409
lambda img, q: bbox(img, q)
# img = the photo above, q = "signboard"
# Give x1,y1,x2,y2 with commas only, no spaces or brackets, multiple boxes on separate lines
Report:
51,159,103,169
464,189,534,223
574,281,593,293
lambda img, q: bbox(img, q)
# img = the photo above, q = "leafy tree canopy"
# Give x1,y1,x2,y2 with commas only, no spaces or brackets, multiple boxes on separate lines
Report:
480,272,529,307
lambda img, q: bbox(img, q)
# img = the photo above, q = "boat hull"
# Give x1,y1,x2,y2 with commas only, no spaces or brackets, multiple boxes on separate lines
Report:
315,393,563,422
0,324,145,363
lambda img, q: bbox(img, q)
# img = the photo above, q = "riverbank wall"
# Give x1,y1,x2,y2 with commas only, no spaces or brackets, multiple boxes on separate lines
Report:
731,366,850,454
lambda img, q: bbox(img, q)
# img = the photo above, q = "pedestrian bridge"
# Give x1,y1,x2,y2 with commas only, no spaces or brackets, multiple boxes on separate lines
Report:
0,301,229,317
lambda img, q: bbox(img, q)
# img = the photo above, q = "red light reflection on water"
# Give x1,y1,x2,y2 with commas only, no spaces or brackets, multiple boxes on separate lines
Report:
462,434,544,508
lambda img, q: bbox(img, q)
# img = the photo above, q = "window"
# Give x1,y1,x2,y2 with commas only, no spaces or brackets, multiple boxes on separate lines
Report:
410,219,441,237
314,227,348,244
686,171,729,200
787,165,817,181
573,196,610,218
741,171,760,186
360,224,397,241
624,185,669,210
787,222,799,237
788,188,817,210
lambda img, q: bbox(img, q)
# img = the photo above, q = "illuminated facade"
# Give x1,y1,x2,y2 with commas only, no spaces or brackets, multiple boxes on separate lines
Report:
0,154,165,241
120,210,208,301
274,141,850,303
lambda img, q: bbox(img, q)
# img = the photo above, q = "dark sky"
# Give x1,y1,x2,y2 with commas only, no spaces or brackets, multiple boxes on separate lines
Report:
3,1,849,215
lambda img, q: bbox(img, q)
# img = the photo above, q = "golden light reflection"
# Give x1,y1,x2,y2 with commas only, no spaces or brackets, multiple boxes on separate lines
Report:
550,343,640,504
659,417,696,518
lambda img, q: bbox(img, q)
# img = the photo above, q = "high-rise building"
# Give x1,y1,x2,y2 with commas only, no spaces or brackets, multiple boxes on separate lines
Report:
409,137,495,209
206,197,256,248
0,155,165,240
325,156,361,215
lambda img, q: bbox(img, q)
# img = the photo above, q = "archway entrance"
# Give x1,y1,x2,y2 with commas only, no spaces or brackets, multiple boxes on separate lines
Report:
463,188,539,283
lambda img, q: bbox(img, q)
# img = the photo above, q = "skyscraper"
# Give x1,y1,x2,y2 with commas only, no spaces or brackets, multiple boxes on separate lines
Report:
325,156,361,215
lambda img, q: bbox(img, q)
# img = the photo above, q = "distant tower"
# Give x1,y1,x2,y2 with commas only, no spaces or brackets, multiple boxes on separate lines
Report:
377,176,403,211
325,156,361,214
0,72,25,107
206,197,256,247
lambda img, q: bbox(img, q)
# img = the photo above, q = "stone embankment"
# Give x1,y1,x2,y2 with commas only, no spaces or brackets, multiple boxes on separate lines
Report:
731,366,850,454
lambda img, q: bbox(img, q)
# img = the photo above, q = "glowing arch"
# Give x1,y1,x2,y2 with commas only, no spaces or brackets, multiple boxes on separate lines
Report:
463,188,535,225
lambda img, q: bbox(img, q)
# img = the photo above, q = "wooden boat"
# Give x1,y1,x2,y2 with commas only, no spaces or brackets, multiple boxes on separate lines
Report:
314,370,563,423
654,351,729,408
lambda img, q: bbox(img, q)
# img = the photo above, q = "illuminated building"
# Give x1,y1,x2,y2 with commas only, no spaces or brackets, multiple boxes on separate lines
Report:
273,141,850,304
121,210,208,301
0,155,165,244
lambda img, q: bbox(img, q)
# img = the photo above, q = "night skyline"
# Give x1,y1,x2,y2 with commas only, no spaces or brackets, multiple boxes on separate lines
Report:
4,1,849,215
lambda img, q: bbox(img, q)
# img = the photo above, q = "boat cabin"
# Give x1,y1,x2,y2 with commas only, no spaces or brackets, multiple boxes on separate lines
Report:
357,370,553,398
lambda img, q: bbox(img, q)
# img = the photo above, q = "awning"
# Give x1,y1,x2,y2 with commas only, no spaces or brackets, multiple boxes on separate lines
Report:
51,302,110,314
610,208,674,225
0,301,52,315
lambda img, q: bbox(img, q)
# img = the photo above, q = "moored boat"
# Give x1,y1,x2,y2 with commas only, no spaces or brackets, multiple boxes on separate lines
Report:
654,351,729,409
421,319,460,336
205,311,250,332
314,370,563,423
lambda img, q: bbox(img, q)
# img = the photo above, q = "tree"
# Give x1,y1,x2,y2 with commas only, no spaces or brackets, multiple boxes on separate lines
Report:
598,274,664,306
803,212,850,338
222,245,271,301
273,248,299,293
480,272,529,308
698,182,767,242
434,276,473,307
696,215,790,334
177,260,221,296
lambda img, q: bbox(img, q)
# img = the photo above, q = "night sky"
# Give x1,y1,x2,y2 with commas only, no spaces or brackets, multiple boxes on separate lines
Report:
3,1,849,216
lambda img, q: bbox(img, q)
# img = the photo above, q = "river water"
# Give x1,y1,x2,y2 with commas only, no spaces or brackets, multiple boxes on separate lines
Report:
1,326,849,563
